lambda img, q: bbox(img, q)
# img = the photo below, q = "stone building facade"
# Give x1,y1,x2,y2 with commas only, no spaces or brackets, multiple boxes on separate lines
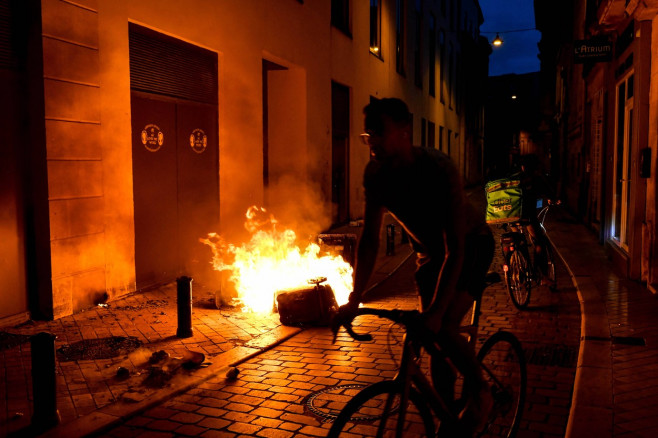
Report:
0,0,490,323
535,0,658,288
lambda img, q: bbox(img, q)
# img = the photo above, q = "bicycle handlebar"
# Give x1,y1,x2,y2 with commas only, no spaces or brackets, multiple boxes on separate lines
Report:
331,307,427,344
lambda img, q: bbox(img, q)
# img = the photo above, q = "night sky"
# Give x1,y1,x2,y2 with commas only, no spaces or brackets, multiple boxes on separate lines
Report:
480,0,541,76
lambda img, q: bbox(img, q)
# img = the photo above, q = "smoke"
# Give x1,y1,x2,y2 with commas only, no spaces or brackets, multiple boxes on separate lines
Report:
264,174,332,244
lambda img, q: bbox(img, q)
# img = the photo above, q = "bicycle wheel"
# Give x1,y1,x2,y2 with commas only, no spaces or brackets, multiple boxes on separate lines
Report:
506,251,531,309
327,380,436,438
545,245,558,291
476,331,527,438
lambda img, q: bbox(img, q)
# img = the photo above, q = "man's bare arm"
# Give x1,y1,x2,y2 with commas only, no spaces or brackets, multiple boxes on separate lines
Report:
350,201,385,304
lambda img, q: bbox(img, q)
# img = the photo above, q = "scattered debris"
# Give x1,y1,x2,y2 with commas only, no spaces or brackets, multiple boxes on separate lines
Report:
143,366,169,388
115,366,130,380
149,350,169,363
225,367,239,380
141,350,207,388
181,350,205,369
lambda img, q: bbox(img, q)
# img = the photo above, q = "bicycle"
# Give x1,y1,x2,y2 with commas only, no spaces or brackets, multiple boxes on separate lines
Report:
499,201,558,310
327,274,526,438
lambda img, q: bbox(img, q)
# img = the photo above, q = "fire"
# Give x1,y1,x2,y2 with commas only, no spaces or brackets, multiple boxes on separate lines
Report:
201,206,353,313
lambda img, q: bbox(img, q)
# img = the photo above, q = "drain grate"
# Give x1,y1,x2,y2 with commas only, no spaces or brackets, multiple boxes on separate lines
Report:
0,332,31,352
525,344,578,368
57,336,142,361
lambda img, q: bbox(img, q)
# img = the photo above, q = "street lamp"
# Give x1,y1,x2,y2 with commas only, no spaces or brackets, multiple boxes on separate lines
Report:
483,28,537,48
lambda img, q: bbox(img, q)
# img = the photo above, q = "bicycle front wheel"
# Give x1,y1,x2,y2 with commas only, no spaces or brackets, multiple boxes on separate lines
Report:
506,251,531,309
477,331,527,438
326,380,436,438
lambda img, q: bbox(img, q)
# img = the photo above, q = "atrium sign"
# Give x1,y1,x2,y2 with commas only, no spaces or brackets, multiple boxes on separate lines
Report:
574,39,612,63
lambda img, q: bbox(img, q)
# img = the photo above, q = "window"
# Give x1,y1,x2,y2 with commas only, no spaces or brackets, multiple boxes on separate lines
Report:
439,125,444,151
396,0,406,75
421,118,426,147
456,52,461,113
447,128,452,156
370,0,381,56
439,30,445,103
331,0,351,36
428,14,436,97
428,121,435,148
413,0,422,87
448,42,453,109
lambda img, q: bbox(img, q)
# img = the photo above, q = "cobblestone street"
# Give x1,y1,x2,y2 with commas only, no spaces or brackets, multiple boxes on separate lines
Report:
98,224,581,438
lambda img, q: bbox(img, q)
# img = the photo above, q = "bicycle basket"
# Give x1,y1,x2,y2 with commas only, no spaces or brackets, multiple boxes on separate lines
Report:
485,175,523,224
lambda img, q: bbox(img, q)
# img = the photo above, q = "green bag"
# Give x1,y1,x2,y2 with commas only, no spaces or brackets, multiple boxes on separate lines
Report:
485,175,523,224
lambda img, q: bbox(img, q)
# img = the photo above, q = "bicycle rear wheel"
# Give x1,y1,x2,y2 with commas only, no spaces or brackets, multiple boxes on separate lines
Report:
506,251,531,309
476,331,527,438
326,380,436,438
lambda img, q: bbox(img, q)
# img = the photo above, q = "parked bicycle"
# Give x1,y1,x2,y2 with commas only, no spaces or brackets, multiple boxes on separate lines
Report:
499,201,558,310
328,274,526,438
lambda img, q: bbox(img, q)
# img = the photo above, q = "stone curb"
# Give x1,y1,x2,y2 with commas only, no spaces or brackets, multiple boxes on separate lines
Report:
547,233,613,438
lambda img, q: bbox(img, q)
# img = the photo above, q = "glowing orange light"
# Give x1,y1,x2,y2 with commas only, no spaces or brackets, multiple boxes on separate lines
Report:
201,206,353,313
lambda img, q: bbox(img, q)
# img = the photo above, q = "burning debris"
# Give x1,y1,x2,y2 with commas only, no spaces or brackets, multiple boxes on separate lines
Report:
201,206,353,313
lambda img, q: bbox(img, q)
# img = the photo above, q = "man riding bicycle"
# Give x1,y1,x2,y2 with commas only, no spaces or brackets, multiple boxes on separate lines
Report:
518,154,557,288
335,98,495,436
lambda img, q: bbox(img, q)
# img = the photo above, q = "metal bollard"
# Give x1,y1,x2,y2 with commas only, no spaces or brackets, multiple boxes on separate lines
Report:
386,224,396,256
31,332,60,431
176,276,194,338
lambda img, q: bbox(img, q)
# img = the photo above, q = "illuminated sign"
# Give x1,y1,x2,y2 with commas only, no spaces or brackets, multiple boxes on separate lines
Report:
574,39,612,63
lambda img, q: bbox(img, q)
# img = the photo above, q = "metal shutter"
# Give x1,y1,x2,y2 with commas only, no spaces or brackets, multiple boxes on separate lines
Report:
129,23,218,105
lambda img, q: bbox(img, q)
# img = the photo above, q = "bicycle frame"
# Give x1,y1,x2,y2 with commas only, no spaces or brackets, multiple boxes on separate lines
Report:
334,304,523,438
384,333,456,434
500,203,553,273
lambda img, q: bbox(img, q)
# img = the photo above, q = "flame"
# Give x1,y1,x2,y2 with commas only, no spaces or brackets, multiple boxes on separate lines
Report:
201,206,353,313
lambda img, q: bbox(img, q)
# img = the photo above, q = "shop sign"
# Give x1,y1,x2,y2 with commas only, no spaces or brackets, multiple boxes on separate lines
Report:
574,39,612,63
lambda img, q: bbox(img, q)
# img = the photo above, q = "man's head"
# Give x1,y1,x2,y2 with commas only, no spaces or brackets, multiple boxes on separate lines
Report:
362,98,412,162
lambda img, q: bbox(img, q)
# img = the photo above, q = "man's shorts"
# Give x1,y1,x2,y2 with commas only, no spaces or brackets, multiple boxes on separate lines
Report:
415,229,495,308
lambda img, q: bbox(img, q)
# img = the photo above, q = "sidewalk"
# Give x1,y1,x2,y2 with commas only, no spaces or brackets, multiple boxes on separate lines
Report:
0,215,413,438
547,207,658,437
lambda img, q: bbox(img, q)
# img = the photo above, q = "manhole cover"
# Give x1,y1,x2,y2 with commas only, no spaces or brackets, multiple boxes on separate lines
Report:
0,332,31,352
306,384,394,422
57,336,142,361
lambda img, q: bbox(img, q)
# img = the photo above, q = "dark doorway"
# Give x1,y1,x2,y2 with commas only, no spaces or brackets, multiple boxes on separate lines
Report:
331,82,350,224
